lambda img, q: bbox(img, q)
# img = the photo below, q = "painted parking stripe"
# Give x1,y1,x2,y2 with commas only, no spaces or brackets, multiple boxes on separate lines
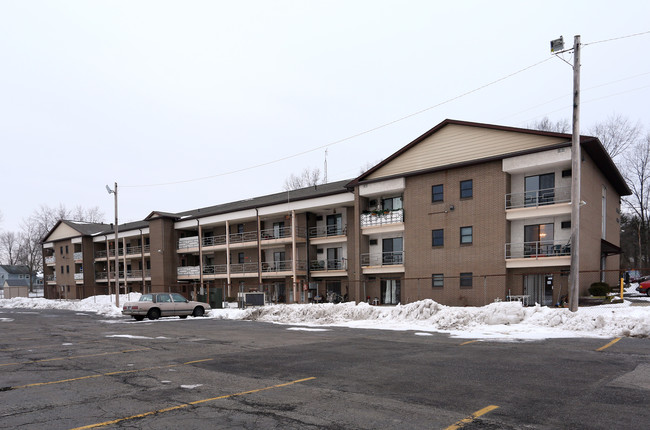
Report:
69,377,317,430
596,337,622,351
445,405,499,430
4,358,214,390
0,348,150,368
459,340,480,346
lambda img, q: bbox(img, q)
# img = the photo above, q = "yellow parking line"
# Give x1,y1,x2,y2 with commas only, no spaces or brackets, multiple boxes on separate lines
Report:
7,359,214,390
0,348,150,368
445,405,499,430
69,377,317,430
459,340,479,346
596,337,622,351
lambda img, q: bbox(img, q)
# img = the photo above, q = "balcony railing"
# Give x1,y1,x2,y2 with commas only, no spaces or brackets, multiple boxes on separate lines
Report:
177,266,200,276
202,235,227,247
505,186,571,209
45,256,56,264
74,273,83,280
125,246,142,255
95,249,124,258
310,259,347,271
360,209,404,228
505,240,571,259
178,236,199,250
73,252,83,260
361,251,404,266
229,231,258,243
203,264,228,275
46,274,56,282
308,225,346,238
230,262,259,273
262,260,307,272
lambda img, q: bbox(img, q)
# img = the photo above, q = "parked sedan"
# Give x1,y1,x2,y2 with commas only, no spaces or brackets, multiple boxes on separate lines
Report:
122,293,211,321
636,280,650,297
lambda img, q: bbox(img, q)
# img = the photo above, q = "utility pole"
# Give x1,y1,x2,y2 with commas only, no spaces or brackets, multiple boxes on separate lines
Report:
569,35,581,312
106,182,119,308
550,35,581,311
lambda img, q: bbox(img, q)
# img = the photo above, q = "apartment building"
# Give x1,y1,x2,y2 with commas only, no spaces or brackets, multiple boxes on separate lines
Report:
42,119,629,307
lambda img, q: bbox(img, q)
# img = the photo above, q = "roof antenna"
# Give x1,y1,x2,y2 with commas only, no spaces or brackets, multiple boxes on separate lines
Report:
324,149,328,184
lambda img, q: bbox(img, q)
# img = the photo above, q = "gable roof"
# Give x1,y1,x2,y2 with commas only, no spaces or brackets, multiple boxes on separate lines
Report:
148,179,353,222
348,119,630,196
42,220,112,243
0,265,30,275
4,279,29,287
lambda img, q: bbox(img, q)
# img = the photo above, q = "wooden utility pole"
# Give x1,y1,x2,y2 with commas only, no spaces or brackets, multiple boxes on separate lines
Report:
569,35,581,312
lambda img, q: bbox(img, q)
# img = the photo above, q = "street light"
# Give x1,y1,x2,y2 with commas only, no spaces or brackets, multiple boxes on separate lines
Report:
106,182,119,308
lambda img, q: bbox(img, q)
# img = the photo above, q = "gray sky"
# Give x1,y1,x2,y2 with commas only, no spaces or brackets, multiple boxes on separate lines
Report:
1,1,649,233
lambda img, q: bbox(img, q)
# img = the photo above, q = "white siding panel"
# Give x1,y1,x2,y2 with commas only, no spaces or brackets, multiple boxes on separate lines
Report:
367,125,568,180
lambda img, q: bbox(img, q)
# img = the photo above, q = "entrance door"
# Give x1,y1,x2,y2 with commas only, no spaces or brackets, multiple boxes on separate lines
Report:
380,279,401,304
524,223,554,256
382,237,403,265
326,247,341,269
326,214,342,236
523,274,553,306
525,173,555,206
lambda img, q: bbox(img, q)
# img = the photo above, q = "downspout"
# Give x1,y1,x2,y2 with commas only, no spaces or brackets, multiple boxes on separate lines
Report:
139,228,146,293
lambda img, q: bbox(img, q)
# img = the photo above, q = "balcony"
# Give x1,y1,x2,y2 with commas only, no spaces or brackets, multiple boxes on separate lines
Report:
360,209,404,229
262,260,306,274
308,225,346,238
203,264,228,275
73,252,83,261
229,231,258,244
46,274,56,283
45,256,56,265
202,235,227,248
361,252,405,274
505,187,571,220
310,259,347,272
178,236,199,250
74,273,84,281
95,249,124,259
230,262,260,274
177,266,200,277
505,240,571,268
260,227,306,241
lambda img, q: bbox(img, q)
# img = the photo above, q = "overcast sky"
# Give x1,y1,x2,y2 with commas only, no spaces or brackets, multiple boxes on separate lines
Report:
1,1,649,233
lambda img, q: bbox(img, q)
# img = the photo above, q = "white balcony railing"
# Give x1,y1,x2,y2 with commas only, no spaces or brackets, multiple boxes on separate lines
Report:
310,259,347,271
361,251,404,266
178,236,199,250
505,240,571,259
74,273,84,281
360,209,404,228
177,266,200,276
308,225,346,238
45,256,56,264
505,186,571,210
73,252,83,260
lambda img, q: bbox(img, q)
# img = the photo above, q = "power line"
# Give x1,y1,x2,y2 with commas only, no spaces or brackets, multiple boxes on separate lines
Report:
584,30,650,46
122,57,554,188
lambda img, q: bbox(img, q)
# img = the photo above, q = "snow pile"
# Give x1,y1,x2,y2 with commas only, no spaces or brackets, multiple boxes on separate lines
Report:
2,293,650,340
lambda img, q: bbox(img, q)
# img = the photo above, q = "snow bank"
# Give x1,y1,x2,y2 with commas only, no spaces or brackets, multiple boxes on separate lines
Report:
2,294,650,340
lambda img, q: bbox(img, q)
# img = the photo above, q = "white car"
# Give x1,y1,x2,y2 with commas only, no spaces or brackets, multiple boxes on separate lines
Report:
122,293,211,321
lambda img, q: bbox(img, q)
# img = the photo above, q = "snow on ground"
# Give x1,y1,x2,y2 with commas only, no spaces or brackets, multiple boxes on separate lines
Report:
1,284,649,341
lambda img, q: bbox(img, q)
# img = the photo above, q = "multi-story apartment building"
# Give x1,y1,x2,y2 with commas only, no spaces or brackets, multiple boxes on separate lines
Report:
42,119,629,307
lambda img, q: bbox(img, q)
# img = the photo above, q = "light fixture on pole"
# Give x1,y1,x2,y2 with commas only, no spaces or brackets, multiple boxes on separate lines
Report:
106,182,119,308
551,35,581,311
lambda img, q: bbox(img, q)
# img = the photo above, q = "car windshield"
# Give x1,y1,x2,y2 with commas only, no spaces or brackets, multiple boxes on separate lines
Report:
171,293,188,303
139,294,153,302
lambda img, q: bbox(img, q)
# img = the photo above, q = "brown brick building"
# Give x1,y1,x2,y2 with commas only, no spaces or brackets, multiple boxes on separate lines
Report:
42,120,630,307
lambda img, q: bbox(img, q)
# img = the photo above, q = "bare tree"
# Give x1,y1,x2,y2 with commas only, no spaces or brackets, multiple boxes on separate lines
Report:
529,117,570,133
283,167,322,191
0,231,23,265
589,113,642,161
622,132,650,269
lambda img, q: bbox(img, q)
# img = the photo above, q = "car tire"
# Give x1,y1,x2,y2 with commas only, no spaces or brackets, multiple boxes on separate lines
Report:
147,308,161,320
192,307,205,317
133,316,145,321
179,315,188,319
646,290,650,297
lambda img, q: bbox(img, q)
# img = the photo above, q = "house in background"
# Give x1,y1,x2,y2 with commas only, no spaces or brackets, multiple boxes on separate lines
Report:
0,265,31,287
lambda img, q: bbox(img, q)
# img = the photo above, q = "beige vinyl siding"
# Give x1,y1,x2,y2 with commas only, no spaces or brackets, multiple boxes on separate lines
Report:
47,224,82,241
367,124,569,180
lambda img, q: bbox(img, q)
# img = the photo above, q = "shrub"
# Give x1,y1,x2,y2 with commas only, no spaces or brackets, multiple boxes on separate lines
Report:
588,282,611,296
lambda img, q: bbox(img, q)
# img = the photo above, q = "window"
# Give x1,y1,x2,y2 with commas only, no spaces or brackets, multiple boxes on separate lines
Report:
238,252,245,264
432,274,444,288
432,184,444,202
525,173,555,206
382,196,403,211
65,245,69,254
237,223,244,234
561,221,571,229
273,222,285,238
432,229,444,247
460,272,473,288
66,265,69,273
524,223,555,256
60,246,63,255
60,266,64,274
382,237,403,264
326,213,343,236
460,180,473,198
460,226,473,244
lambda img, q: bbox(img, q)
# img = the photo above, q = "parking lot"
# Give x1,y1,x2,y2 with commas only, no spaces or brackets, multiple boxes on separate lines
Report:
1,308,649,429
